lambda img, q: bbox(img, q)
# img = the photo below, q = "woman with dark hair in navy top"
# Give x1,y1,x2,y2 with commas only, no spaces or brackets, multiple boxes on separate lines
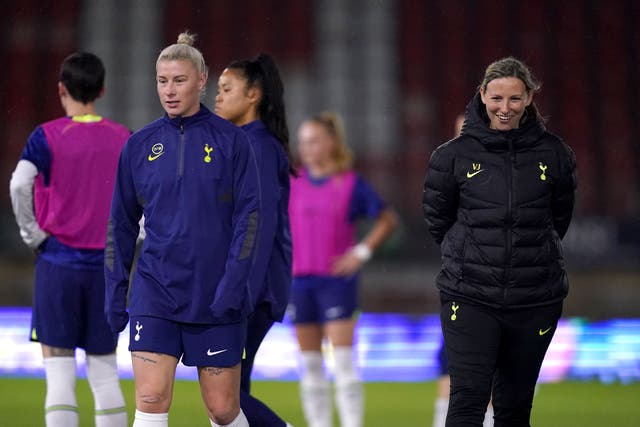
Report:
215,53,294,427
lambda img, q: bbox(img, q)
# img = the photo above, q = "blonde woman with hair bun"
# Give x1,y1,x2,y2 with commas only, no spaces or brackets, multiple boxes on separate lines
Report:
105,32,260,427
288,112,399,427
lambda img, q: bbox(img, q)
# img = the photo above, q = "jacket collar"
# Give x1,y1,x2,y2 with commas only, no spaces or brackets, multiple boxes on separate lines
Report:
241,119,267,133
163,104,212,128
462,92,546,151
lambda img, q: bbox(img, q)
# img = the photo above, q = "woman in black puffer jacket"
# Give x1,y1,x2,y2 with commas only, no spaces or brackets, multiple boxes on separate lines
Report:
423,57,576,427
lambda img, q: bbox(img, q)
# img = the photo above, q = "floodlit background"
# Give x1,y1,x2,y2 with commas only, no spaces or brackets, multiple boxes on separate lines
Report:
0,0,638,397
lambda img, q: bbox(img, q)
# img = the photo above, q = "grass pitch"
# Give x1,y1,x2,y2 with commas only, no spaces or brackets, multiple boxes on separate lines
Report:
0,378,638,426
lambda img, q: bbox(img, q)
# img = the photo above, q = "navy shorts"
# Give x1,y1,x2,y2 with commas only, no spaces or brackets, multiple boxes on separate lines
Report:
31,257,118,354
129,316,247,367
287,275,359,324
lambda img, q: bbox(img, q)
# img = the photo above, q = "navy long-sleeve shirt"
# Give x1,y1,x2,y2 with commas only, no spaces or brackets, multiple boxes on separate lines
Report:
242,120,292,322
105,105,261,331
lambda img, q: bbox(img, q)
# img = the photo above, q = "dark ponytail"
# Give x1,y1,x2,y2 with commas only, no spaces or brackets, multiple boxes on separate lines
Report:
227,54,295,175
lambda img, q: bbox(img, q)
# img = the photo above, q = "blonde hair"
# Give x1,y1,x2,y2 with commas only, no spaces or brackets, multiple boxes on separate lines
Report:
480,56,540,93
156,31,208,78
307,112,353,172
479,56,544,123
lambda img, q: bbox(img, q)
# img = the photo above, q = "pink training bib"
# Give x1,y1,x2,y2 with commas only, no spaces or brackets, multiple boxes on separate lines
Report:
289,169,357,276
35,117,129,249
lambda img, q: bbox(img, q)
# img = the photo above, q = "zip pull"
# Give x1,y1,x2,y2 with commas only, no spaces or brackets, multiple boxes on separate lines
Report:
178,120,185,176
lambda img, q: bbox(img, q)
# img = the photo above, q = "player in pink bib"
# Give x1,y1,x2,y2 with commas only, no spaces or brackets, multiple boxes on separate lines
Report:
288,113,398,427
10,52,128,427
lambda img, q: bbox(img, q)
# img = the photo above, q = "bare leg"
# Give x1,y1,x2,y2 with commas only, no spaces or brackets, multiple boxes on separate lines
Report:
131,351,178,414
198,363,247,426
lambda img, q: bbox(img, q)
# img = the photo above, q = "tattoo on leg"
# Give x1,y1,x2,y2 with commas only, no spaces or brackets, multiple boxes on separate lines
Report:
132,353,158,364
205,367,224,376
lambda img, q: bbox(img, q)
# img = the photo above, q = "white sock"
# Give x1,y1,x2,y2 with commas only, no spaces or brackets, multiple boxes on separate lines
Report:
299,351,332,427
44,357,78,427
210,408,249,427
87,354,127,427
133,410,168,427
332,347,363,427
432,397,448,427
483,405,494,427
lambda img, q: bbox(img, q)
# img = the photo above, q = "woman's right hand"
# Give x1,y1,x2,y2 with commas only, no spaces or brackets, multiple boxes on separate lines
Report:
330,250,365,277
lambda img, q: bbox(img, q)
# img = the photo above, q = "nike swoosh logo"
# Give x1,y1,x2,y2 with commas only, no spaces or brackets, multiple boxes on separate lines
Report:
148,152,165,161
466,169,484,178
539,327,552,336
206,349,228,356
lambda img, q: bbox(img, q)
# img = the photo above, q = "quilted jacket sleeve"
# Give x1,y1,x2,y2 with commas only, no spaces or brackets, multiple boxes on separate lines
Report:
422,144,458,244
551,141,577,239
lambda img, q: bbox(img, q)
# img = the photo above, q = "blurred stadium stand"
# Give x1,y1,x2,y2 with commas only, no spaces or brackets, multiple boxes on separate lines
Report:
1,0,639,318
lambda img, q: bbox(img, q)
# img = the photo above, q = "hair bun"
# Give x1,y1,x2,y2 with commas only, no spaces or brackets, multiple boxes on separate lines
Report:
177,31,196,46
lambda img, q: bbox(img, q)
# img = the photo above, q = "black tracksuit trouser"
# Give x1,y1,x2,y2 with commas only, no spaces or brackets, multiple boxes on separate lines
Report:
440,292,563,427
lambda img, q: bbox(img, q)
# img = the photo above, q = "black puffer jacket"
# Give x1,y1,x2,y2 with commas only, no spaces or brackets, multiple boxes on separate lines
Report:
423,93,577,309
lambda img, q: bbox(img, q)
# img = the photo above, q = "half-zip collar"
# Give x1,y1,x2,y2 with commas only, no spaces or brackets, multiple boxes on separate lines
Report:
163,104,213,177
163,103,212,129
